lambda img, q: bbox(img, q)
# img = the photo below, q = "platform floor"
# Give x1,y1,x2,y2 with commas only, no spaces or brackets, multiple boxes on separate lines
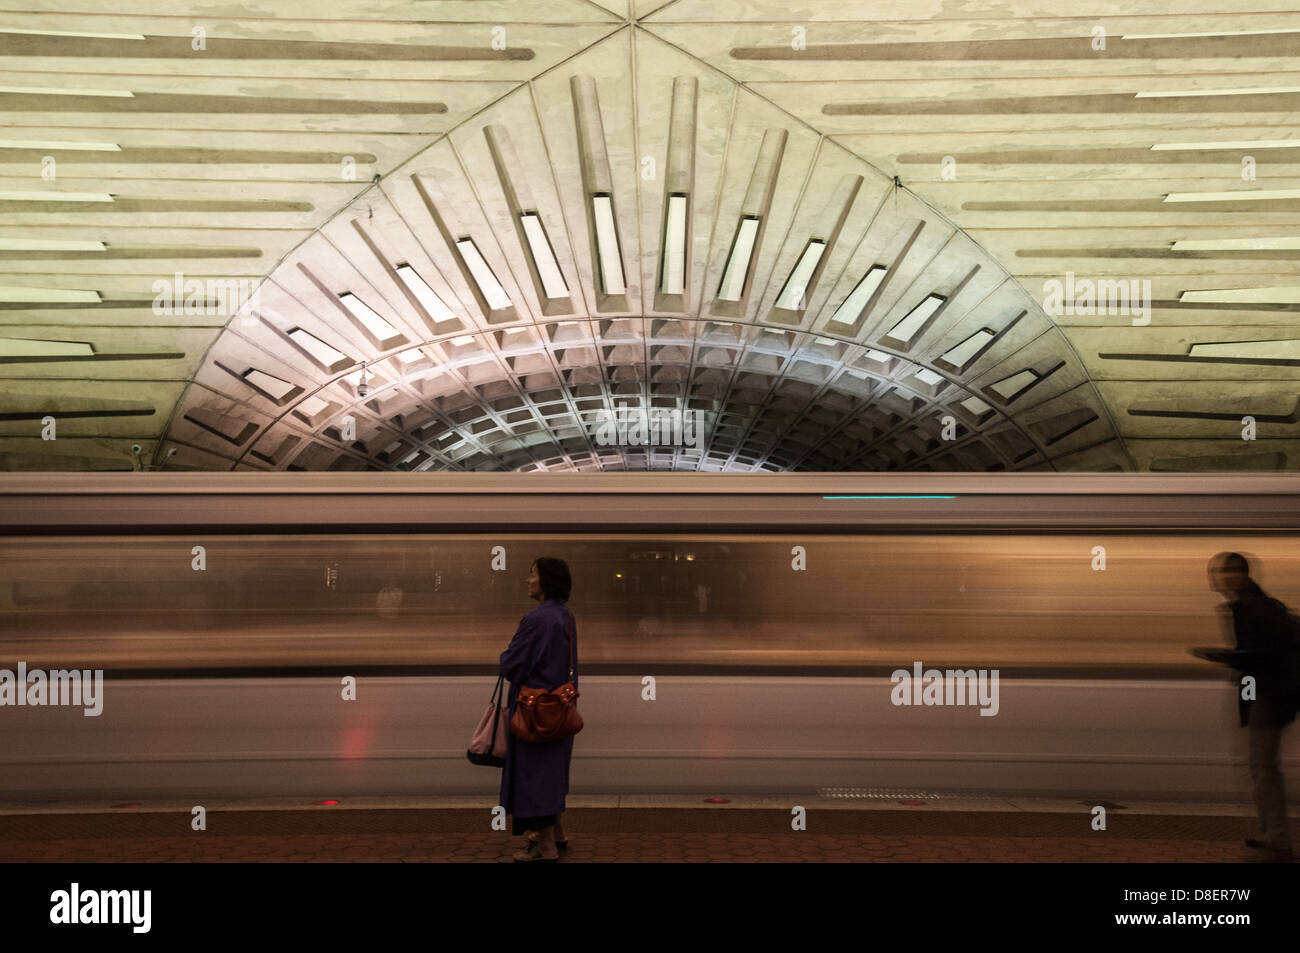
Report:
0,796,1294,862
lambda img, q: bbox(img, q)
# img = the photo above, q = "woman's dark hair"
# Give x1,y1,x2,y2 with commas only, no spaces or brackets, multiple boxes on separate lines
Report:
532,557,572,601
1211,551,1251,576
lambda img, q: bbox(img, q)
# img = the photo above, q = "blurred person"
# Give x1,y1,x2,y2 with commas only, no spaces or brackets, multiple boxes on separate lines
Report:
1196,552,1300,861
499,557,577,862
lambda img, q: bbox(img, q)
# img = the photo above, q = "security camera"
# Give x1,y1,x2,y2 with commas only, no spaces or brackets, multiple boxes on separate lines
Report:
358,382,369,398
131,444,142,455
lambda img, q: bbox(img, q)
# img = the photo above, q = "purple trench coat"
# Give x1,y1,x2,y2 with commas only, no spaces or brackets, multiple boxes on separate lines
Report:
499,598,578,819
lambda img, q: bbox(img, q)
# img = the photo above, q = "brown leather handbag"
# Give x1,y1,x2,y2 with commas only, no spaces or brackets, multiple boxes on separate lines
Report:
510,610,583,743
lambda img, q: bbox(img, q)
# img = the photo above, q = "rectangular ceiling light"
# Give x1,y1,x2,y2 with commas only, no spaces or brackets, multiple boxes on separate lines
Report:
775,240,826,311
288,327,348,366
0,190,112,202
717,217,761,302
0,139,120,151
661,194,688,295
1180,287,1300,304
0,337,93,357
888,294,945,344
1151,139,1299,151
989,369,1038,401
1172,237,1300,251
455,238,512,310
830,266,887,323
294,395,330,418
960,395,993,416
591,195,626,295
913,368,945,387
862,348,892,363
1136,86,1300,98
1189,340,1300,360
243,369,297,401
395,263,455,321
0,284,100,303
0,27,146,39
1123,28,1300,39
0,237,105,251
338,292,401,339
0,84,132,98
519,213,568,299
940,328,996,370
450,335,476,346
1166,189,1300,203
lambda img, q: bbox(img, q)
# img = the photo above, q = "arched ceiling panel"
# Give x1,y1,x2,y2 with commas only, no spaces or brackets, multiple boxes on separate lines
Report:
5,0,1292,472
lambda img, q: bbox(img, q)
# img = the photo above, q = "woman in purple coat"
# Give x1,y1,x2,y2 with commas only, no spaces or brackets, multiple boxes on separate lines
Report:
500,557,577,862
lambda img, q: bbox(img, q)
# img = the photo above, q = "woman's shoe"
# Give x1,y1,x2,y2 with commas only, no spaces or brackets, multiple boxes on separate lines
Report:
526,831,569,850
513,841,559,863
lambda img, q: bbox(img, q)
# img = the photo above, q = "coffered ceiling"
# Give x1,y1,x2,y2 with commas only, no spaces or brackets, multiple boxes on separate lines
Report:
2,1,1296,472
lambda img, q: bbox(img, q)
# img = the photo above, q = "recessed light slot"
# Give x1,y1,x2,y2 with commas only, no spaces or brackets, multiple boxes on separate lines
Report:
0,237,104,251
0,139,120,151
766,173,863,325
519,213,568,299
988,369,1039,402
1165,189,1300,203
875,264,978,352
888,294,945,345
0,284,101,303
1152,139,1299,151
455,238,512,311
938,328,996,372
712,128,787,316
338,292,402,343
591,194,626,296
960,395,993,418
411,172,517,324
396,263,455,322
483,123,571,313
0,337,93,357
287,327,351,372
655,76,698,311
830,265,887,324
0,190,112,203
717,216,760,302
242,368,301,404
660,193,689,296
1180,286,1300,304
571,76,628,311
775,240,826,311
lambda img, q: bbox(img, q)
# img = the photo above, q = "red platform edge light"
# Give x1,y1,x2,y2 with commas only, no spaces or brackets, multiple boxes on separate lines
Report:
111,803,140,809
314,799,340,806
898,800,926,806
704,797,730,804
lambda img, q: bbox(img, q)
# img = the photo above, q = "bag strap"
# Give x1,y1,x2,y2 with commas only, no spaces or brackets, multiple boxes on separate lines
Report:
568,609,576,682
488,673,504,747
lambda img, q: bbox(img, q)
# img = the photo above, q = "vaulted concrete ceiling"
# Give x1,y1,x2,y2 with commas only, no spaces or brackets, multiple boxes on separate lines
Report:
1,1,1296,472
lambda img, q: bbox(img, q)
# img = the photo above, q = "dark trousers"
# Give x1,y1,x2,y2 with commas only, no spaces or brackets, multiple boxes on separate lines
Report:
1248,703,1291,849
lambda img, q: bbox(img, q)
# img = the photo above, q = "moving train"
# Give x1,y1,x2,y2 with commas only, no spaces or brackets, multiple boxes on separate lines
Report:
0,473,1296,801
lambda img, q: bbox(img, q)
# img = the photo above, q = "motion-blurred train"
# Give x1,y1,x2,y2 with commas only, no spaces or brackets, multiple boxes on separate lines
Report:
0,473,1296,802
